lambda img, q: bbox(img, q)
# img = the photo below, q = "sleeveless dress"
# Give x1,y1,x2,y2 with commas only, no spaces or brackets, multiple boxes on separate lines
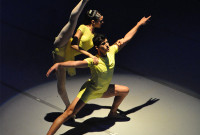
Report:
53,24,94,76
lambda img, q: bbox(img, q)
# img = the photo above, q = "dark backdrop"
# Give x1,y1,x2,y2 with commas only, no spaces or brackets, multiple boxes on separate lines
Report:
1,0,200,104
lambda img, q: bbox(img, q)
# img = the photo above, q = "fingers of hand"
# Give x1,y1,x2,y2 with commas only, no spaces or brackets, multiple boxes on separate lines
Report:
117,41,121,45
46,72,49,77
46,70,51,77
93,57,99,65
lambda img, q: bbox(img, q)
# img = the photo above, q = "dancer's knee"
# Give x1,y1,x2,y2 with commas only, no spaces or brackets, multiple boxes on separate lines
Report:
118,85,129,96
123,86,129,95
63,107,75,120
69,13,78,24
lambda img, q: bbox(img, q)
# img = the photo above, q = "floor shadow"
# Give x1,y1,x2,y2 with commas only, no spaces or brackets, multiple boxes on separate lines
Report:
60,116,130,135
44,104,114,122
44,103,113,124
76,103,112,119
118,98,160,115
44,98,159,134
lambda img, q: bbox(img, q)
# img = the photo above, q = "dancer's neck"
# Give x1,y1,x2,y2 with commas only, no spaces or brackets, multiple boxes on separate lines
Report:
87,24,94,33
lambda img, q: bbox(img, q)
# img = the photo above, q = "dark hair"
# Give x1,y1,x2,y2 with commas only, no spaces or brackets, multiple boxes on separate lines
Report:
93,33,106,47
83,10,102,25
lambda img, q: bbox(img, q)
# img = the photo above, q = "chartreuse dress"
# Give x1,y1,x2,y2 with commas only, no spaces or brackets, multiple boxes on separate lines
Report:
53,24,94,76
77,45,118,103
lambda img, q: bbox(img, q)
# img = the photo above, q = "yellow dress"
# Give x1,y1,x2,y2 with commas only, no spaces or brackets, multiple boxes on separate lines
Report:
77,45,119,103
53,24,94,76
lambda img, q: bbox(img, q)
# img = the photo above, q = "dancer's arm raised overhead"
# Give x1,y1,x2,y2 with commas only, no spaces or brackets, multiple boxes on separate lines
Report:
117,16,151,51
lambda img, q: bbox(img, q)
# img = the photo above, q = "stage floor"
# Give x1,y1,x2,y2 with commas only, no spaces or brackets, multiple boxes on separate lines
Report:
1,72,200,135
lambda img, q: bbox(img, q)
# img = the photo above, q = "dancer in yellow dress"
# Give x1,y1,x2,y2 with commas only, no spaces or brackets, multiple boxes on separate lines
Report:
76,43,118,103
46,15,151,135
53,0,104,109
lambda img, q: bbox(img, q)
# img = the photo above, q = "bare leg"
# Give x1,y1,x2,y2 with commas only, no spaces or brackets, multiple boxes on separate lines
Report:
54,0,89,48
102,84,129,116
53,54,70,108
46,97,85,135
56,67,70,108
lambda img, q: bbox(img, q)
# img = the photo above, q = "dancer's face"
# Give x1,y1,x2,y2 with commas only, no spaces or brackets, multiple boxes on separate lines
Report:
94,16,104,28
97,38,110,55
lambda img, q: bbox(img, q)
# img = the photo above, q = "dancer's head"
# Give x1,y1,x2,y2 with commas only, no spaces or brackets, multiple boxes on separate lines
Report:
93,33,109,55
83,10,104,28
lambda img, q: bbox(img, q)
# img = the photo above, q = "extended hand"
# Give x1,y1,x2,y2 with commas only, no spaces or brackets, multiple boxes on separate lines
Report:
116,38,124,46
46,63,59,77
138,15,151,26
92,56,99,65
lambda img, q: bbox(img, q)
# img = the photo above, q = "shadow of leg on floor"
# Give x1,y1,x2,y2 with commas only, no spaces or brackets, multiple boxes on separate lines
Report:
61,116,130,135
76,103,111,118
118,98,160,115
44,98,159,134
44,103,114,123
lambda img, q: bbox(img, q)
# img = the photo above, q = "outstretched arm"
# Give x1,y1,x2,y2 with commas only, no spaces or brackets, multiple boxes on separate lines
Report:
46,60,88,77
117,16,151,51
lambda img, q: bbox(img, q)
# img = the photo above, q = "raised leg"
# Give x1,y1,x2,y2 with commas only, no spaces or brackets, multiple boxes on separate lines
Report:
54,0,89,48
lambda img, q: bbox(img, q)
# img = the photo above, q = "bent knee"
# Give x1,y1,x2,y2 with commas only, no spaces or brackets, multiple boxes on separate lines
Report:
115,85,129,95
123,86,129,94
69,14,78,24
64,107,75,118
